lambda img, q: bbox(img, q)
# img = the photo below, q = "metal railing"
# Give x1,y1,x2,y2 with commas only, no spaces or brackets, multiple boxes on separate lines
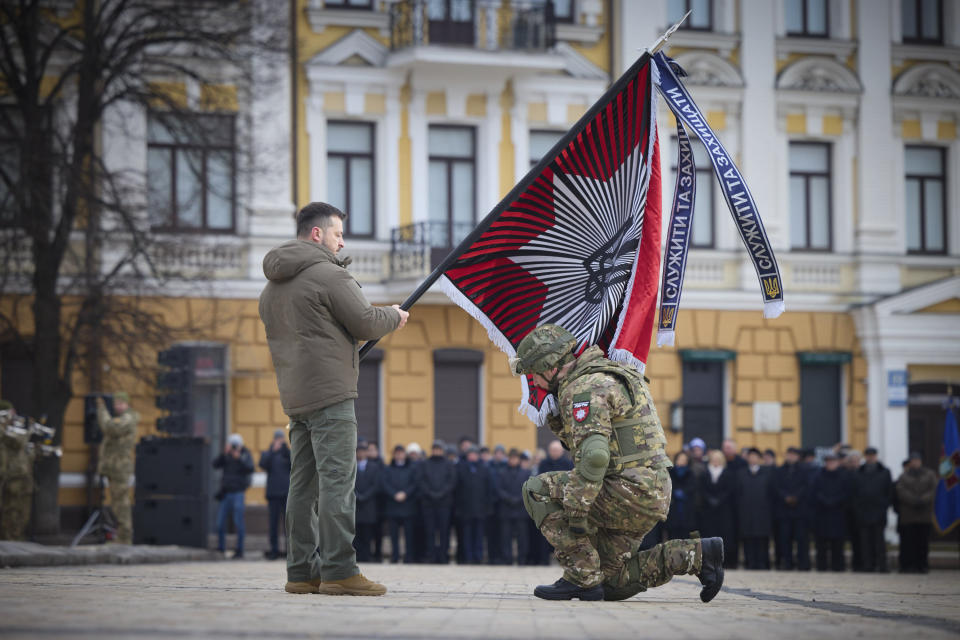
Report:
389,0,557,52
390,220,474,279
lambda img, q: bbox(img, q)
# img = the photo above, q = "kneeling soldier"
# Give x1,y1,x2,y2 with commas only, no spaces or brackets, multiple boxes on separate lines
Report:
511,325,724,602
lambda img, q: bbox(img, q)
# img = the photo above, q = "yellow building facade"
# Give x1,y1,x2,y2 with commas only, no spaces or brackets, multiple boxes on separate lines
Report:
3,1,959,526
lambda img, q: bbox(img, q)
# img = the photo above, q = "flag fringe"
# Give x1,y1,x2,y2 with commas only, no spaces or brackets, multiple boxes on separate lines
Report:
656,330,675,347
607,347,647,374
608,83,660,363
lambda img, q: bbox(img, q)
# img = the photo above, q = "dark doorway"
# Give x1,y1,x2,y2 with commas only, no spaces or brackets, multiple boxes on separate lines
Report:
682,360,724,450
433,349,483,446
908,382,957,471
800,363,842,449
357,348,383,444
428,0,475,45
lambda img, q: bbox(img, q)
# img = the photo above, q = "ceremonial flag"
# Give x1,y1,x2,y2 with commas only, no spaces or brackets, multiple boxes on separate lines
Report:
439,54,662,422
934,408,960,534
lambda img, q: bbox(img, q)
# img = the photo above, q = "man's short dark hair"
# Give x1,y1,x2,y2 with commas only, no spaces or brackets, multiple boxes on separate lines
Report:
296,202,345,239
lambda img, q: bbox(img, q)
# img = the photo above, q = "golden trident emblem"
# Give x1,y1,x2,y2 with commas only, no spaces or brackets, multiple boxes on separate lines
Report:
661,307,675,327
763,276,781,299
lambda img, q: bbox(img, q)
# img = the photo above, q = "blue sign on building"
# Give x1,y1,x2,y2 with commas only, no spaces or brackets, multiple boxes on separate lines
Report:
887,370,908,407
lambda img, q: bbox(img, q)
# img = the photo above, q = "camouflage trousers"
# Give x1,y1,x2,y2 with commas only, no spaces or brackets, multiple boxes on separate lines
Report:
106,473,132,544
533,469,701,589
0,477,33,540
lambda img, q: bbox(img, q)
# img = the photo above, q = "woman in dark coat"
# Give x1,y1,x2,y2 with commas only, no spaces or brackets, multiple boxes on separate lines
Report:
813,453,849,571
697,450,738,568
666,451,698,540
736,448,774,570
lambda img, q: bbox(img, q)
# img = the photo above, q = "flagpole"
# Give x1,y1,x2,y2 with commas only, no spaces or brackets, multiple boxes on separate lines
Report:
359,15,689,361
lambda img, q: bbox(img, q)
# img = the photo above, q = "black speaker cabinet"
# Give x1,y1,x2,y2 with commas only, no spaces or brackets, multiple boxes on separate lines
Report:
135,437,210,498
133,496,209,547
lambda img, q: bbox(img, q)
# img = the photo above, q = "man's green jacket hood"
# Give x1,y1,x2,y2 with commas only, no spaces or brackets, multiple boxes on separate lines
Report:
259,240,399,417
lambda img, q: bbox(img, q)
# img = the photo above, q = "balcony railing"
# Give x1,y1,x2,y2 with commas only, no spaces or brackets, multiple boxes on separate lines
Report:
390,220,474,279
389,0,557,52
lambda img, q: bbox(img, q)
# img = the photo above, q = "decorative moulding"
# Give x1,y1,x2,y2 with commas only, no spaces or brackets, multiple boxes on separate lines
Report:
305,4,390,37
776,56,862,93
775,36,857,63
310,29,389,67
672,51,744,88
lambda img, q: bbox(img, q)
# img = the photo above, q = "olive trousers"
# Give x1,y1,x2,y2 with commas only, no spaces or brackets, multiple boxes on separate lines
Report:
286,399,359,582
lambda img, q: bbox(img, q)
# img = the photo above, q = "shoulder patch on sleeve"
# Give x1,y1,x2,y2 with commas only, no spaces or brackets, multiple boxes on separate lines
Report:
572,391,591,423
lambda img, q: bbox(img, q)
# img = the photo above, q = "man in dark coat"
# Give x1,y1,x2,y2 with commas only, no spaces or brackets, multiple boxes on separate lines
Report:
212,433,255,558
495,449,531,565
485,445,506,564
417,441,457,563
454,446,489,563
773,447,811,570
381,445,418,563
895,451,937,573
813,452,849,571
842,449,863,570
353,441,380,562
366,441,386,562
259,429,291,560
666,450,698,541
736,448,773,570
854,446,892,572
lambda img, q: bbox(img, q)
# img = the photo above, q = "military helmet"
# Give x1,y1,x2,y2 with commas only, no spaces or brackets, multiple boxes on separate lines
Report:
510,324,577,376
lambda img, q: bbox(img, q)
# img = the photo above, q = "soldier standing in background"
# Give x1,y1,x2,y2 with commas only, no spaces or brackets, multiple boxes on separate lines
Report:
511,325,724,602
1,401,35,540
96,392,139,544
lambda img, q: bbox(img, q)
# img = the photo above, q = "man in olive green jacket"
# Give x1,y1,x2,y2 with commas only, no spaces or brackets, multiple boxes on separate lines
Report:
260,202,408,596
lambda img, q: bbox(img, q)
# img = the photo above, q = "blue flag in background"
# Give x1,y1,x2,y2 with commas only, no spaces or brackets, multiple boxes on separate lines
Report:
934,408,960,533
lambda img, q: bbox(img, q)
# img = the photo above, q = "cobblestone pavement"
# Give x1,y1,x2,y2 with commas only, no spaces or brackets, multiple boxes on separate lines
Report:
0,562,957,639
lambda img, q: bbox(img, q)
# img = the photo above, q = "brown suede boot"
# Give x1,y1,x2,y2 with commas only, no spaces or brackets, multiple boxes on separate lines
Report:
284,577,323,594
317,574,387,596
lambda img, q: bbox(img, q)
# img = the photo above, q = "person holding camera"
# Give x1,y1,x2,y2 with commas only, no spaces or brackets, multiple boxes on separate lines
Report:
96,392,139,544
213,433,255,558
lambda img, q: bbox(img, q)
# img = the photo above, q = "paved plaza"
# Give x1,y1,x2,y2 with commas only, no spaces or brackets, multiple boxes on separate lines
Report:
1,560,958,639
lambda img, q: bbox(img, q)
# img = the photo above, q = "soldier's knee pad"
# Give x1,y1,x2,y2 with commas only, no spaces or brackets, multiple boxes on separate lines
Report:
522,476,561,528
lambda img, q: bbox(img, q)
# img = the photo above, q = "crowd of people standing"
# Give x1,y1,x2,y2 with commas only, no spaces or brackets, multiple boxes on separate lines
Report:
350,435,939,572
352,436,573,566
652,438,939,573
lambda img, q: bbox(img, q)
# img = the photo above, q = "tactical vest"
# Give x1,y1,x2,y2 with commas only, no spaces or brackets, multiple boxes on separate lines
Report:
566,356,671,473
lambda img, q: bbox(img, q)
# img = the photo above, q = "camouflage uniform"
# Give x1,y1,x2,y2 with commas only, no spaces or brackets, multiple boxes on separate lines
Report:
1,416,35,540
514,326,715,600
526,345,701,589
97,397,138,544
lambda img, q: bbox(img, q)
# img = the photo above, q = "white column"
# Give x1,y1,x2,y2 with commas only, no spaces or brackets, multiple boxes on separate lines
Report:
833,128,856,254
856,0,901,268
305,93,327,205
410,89,428,223
381,86,402,242
480,90,503,213
511,96,529,184
618,0,663,76
740,0,782,250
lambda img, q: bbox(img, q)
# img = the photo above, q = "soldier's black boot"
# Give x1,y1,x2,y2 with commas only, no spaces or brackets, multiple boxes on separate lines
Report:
534,578,604,601
697,537,725,603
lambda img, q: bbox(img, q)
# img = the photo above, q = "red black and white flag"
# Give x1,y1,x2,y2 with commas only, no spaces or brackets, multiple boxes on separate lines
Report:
438,55,662,423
